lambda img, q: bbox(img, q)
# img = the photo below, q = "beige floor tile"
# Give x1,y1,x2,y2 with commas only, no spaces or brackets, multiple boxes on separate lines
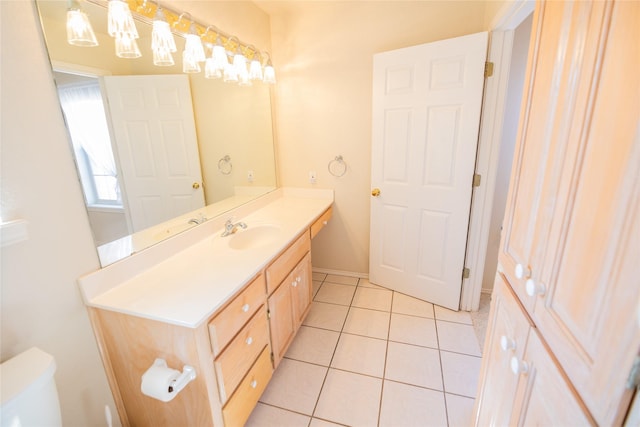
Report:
331,333,387,377
324,274,359,286
385,341,443,390
259,359,327,415
312,280,322,298
245,403,310,427
312,272,327,281
392,292,435,318
309,419,343,427
389,313,438,348
357,278,387,290
303,302,349,332
314,369,382,426
437,321,482,356
342,307,390,339
446,393,475,427
440,350,482,398
434,305,473,325
351,287,392,311
379,380,447,427
314,283,356,306
285,326,340,366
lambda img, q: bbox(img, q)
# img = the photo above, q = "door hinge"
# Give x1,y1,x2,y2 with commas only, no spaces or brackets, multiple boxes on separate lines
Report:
267,309,271,319
472,174,482,187
626,355,640,389
270,352,275,364
484,61,494,78
462,268,470,279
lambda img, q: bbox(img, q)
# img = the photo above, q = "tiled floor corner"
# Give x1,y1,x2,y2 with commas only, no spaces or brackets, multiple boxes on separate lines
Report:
246,272,488,427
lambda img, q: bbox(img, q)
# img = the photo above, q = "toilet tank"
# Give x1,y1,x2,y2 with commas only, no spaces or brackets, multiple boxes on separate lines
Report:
1,347,62,427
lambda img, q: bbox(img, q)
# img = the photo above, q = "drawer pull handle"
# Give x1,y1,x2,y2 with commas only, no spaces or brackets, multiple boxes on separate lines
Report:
525,279,545,297
250,380,258,389
515,263,531,279
510,356,529,375
241,303,250,313
246,337,253,345
500,336,516,352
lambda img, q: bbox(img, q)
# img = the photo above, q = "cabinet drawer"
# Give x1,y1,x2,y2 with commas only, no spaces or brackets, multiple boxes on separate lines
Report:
266,232,310,295
214,305,269,402
222,346,273,427
310,207,332,239
208,274,266,356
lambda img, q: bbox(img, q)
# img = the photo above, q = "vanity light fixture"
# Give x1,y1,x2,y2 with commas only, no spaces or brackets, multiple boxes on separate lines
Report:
182,20,205,73
233,45,251,86
151,7,176,66
247,46,264,81
66,0,98,47
263,52,277,84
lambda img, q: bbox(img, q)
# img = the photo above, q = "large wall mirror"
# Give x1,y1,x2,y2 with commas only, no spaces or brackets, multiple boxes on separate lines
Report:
35,0,278,266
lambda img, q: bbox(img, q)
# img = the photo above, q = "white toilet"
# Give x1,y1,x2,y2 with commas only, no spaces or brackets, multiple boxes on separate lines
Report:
1,347,62,427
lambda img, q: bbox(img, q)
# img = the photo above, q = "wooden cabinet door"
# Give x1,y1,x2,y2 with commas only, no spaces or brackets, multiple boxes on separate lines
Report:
527,2,640,425
475,273,532,426
513,330,594,426
267,277,295,368
291,253,312,325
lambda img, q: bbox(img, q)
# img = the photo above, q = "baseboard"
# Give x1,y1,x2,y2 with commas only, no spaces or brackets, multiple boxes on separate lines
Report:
312,267,368,279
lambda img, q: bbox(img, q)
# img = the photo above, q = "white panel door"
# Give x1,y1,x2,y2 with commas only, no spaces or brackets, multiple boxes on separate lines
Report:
102,75,204,232
370,32,487,310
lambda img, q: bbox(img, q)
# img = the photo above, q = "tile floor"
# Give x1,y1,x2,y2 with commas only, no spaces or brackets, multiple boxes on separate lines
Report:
246,273,485,427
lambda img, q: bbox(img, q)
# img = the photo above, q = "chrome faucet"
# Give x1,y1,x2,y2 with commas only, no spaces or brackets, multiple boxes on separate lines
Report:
188,213,206,226
221,218,247,237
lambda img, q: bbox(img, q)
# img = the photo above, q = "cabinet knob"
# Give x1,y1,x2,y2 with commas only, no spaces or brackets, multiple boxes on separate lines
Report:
515,263,531,279
323,220,328,225
292,281,298,287
525,279,545,297
296,276,302,283
500,336,516,352
250,380,258,389
246,336,253,346
241,303,250,313
510,356,529,375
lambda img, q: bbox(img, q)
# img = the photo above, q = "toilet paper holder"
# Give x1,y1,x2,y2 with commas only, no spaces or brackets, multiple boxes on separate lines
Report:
141,358,196,402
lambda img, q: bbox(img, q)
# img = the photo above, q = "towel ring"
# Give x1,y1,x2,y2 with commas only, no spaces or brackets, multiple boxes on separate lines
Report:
218,155,232,175
328,155,347,177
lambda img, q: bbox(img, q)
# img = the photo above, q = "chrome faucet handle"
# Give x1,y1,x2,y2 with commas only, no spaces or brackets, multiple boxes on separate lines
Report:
237,222,247,229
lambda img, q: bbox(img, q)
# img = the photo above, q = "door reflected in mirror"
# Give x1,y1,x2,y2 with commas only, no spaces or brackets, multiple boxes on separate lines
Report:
36,0,277,266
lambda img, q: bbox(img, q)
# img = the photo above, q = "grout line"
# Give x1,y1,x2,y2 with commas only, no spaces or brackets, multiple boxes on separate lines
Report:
434,314,451,427
378,290,394,427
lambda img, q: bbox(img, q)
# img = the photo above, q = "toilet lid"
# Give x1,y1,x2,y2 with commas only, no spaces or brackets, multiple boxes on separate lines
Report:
0,347,56,407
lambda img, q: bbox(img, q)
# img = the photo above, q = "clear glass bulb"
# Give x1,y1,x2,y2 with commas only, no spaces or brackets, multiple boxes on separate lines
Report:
66,9,98,47
233,51,250,85
205,57,222,79
263,63,276,84
108,0,138,39
152,20,176,53
153,47,174,66
249,58,263,81
223,60,238,83
182,50,201,73
115,32,141,58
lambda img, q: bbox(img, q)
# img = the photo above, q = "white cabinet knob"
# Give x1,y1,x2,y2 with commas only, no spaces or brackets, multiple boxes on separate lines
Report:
323,220,328,225
246,336,253,346
510,356,529,375
241,303,250,313
292,281,298,287
250,380,258,389
500,335,516,352
296,276,302,283
515,263,531,279
525,279,545,297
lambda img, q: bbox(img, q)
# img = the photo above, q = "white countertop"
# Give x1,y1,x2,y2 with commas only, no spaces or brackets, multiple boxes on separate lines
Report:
79,189,333,328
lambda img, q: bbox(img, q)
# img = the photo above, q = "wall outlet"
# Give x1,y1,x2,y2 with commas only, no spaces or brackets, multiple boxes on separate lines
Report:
247,170,254,182
309,171,317,184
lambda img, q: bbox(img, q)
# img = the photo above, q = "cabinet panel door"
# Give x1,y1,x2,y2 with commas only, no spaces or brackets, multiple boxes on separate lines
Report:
515,330,594,426
291,253,312,325
268,278,295,368
530,2,640,425
474,274,532,426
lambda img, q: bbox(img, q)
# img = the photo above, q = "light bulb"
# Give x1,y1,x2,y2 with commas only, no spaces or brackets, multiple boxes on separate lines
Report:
66,9,98,47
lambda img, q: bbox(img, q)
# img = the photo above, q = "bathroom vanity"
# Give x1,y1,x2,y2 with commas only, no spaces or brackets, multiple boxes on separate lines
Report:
78,189,333,427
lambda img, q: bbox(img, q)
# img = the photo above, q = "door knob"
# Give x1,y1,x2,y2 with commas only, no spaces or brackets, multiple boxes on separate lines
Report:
371,188,381,197
192,182,200,190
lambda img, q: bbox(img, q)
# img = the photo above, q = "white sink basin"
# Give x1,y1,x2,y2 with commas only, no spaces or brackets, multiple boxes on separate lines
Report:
227,224,281,250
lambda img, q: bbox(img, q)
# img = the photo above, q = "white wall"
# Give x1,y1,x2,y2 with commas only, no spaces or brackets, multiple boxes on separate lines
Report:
481,12,533,292
0,1,119,425
267,1,490,275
